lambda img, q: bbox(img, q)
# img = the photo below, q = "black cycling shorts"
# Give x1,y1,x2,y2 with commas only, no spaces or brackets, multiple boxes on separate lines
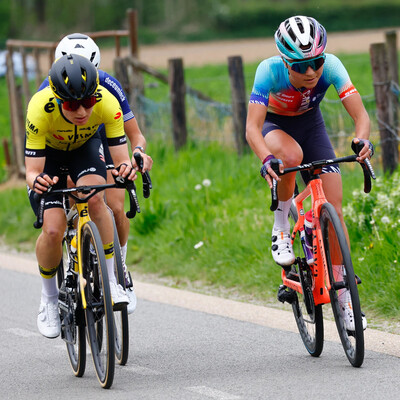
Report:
262,107,340,184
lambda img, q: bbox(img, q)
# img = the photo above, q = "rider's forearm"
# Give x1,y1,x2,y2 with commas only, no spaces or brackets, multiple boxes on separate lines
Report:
246,126,273,162
124,118,146,151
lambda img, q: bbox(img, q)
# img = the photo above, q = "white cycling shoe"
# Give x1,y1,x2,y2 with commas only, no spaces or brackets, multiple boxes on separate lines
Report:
340,292,367,331
37,300,61,339
271,228,295,266
126,287,137,314
110,281,129,311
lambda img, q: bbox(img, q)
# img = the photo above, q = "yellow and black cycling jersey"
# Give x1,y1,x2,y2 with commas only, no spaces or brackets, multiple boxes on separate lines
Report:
25,85,126,157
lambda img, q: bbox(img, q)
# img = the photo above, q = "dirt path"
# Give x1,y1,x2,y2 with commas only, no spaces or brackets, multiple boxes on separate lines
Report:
99,27,399,69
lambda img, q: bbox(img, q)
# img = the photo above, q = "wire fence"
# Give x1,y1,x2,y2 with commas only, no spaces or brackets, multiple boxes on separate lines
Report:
136,87,389,157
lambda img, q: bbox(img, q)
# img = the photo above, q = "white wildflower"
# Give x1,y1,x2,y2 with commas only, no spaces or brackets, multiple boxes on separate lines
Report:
381,216,390,224
202,179,211,187
195,184,202,191
194,241,204,249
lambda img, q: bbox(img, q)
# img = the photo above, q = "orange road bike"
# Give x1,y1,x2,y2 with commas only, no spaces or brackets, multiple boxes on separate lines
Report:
269,141,375,367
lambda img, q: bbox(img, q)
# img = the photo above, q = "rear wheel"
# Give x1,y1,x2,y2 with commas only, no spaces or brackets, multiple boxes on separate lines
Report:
289,203,324,357
320,203,364,367
112,214,129,365
57,240,86,377
81,221,115,388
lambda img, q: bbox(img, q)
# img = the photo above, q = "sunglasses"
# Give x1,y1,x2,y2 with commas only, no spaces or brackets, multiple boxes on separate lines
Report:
61,96,97,111
286,54,326,74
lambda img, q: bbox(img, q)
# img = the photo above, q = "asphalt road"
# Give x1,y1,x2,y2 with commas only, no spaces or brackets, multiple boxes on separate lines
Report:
1,253,400,399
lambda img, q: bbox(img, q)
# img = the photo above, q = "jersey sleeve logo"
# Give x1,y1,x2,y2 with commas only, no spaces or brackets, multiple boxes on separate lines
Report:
114,111,122,120
339,84,358,100
26,118,39,134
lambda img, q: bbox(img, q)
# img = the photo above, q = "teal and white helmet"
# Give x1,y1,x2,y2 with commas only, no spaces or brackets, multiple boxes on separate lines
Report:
55,33,101,68
275,16,327,60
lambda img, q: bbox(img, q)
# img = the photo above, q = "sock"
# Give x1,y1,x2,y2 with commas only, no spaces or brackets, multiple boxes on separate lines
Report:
273,199,292,231
38,265,59,303
121,243,128,265
103,242,117,284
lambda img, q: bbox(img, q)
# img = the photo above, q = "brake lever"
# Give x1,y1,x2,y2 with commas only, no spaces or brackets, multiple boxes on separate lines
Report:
351,140,376,193
133,152,152,198
33,193,45,229
269,160,281,212
125,181,140,219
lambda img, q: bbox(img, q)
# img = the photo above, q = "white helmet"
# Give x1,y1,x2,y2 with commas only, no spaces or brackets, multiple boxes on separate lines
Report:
55,33,101,68
275,16,327,60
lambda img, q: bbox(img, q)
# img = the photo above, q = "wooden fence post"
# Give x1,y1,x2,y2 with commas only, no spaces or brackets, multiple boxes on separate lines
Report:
370,42,398,174
20,46,32,110
228,56,248,155
386,31,399,141
127,9,139,58
6,51,25,177
168,58,187,150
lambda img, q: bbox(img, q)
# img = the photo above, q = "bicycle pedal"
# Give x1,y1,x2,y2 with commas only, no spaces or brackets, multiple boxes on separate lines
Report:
125,271,133,288
277,285,297,304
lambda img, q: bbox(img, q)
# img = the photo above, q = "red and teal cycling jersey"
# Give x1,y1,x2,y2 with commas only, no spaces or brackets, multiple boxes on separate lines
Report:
249,54,358,116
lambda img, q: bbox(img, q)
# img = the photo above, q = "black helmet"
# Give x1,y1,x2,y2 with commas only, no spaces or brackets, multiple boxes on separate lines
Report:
49,54,99,101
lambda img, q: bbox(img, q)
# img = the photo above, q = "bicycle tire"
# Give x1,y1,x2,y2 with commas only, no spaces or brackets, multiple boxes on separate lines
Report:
57,240,86,377
289,203,324,357
320,203,364,367
81,221,115,388
112,215,129,365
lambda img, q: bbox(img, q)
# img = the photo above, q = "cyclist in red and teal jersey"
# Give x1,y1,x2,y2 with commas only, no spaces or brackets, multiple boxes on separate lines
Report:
246,16,373,330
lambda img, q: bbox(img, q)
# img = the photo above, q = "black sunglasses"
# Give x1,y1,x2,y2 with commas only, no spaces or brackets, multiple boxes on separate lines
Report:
286,54,326,74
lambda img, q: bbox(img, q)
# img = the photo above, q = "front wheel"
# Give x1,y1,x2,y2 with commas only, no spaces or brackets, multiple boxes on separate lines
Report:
112,214,129,365
289,203,324,357
320,203,364,367
81,221,115,388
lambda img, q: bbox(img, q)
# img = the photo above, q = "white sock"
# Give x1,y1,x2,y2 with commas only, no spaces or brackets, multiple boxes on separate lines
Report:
106,256,117,284
273,199,292,231
41,276,58,303
121,243,128,265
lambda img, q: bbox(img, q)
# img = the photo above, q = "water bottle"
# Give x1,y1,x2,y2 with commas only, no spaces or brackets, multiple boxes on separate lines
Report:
304,210,314,265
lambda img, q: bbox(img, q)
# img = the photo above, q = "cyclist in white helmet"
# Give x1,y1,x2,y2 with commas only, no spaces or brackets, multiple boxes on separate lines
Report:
246,16,373,330
39,33,153,315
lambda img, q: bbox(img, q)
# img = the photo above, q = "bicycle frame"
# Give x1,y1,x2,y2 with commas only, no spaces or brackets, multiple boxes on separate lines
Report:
281,171,331,306
72,201,91,309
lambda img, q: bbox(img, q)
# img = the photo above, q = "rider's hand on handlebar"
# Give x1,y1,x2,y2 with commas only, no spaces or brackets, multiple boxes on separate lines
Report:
131,152,153,173
112,163,138,182
260,155,283,188
352,138,374,162
33,173,58,194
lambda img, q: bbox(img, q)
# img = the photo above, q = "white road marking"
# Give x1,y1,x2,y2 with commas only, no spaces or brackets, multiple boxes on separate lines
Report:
186,386,242,399
123,364,164,375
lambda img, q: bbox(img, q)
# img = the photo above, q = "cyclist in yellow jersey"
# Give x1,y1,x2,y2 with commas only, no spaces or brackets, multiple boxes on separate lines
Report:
44,33,154,314
25,54,135,338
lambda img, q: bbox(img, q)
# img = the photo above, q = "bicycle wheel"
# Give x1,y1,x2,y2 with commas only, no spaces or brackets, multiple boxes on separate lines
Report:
81,221,115,388
288,203,324,357
112,215,129,365
57,240,86,377
320,202,364,367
